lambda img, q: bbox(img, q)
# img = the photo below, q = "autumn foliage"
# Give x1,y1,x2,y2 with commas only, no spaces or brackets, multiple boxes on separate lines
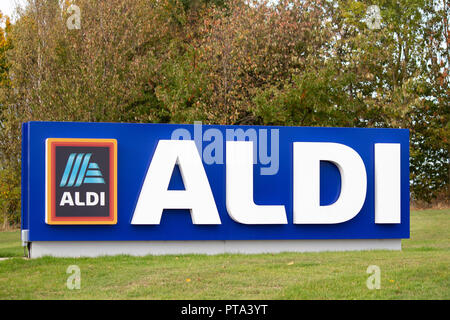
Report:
0,0,448,226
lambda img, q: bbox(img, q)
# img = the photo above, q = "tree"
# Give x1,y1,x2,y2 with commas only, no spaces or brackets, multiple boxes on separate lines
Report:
0,0,447,222
0,166,20,229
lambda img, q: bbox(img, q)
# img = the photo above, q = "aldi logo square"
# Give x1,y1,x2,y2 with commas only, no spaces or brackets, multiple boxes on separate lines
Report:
45,138,117,225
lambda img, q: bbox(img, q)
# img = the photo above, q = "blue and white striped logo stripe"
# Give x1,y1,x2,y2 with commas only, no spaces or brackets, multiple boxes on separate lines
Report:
60,153,105,187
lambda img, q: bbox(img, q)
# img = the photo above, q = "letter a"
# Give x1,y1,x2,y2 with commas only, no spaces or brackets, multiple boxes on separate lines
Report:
131,140,221,224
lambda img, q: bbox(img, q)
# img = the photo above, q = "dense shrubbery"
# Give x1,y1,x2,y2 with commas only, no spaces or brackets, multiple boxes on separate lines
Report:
0,0,448,227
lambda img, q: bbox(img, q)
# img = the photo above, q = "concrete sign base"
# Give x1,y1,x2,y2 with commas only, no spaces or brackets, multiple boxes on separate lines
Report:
30,239,401,258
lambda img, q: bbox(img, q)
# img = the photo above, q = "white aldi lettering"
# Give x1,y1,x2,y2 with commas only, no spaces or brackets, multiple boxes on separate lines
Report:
131,140,401,225
59,192,106,207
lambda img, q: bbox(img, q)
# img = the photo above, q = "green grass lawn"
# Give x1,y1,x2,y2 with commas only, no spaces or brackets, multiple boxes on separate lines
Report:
0,209,448,299
0,230,24,258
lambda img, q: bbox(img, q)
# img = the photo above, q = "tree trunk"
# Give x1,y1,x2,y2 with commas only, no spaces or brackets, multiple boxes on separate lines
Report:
3,210,8,230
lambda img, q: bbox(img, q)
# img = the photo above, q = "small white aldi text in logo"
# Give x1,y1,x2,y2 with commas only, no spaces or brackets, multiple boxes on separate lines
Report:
45,138,117,225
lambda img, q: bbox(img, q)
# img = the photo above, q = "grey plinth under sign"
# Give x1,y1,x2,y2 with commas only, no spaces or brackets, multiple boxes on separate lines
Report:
29,239,401,258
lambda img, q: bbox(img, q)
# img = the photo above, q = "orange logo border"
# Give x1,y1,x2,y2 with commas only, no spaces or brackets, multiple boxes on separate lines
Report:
45,138,117,225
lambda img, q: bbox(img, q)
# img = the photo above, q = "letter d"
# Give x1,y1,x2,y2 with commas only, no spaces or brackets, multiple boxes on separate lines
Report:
293,142,367,224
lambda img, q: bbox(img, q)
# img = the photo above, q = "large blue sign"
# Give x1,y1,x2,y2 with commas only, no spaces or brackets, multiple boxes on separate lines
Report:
21,121,409,241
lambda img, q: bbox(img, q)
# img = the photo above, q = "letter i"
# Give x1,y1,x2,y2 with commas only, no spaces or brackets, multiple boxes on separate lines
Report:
100,192,105,206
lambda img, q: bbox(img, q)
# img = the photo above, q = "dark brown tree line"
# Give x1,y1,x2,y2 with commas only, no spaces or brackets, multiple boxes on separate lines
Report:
0,0,448,227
